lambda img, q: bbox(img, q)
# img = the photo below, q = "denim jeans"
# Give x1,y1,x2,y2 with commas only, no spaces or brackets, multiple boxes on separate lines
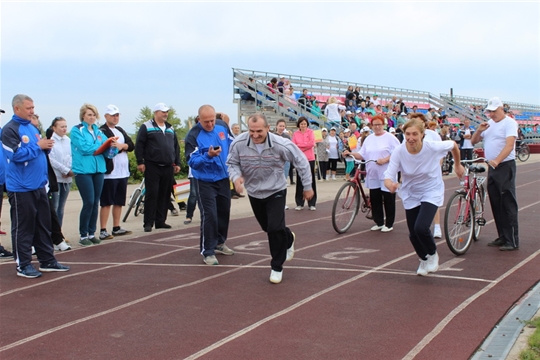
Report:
75,173,104,238
51,182,71,227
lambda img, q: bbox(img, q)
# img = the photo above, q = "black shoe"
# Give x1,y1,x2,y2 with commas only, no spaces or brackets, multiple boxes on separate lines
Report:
0,249,14,258
487,237,506,247
499,244,519,251
155,223,172,229
144,226,152,232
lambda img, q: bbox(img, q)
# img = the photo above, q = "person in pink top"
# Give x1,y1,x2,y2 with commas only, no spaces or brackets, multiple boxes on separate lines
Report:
292,117,317,210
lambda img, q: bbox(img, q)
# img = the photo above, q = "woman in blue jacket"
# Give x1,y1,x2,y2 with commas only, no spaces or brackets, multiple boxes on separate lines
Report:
71,103,110,246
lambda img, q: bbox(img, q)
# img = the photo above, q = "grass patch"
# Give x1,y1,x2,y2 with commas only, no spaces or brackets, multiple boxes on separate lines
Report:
520,316,540,360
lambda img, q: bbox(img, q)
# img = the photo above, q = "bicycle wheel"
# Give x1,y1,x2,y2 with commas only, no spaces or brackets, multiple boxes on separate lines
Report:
332,182,360,234
444,192,474,255
517,145,530,162
473,186,486,241
122,188,141,223
134,194,145,217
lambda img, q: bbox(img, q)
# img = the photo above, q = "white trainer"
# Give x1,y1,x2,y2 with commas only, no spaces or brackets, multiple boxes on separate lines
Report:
381,226,393,233
270,270,283,284
54,240,72,251
433,227,442,239
426,252,439,273
417,259,428,276
309,206,316,211
371,225,384,231
294,206,303,211
286,232,295,261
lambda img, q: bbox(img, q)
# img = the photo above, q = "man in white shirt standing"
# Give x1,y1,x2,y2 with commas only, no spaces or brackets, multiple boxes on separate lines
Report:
459,119,475,161
99,105,134,240
471,97,520,251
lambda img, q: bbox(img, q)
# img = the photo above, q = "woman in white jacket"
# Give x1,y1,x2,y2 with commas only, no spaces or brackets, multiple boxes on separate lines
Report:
48,117,73,226
324,96,346,127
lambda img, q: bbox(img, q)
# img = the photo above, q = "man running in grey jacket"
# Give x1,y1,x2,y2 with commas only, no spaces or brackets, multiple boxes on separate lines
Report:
227,113,313,284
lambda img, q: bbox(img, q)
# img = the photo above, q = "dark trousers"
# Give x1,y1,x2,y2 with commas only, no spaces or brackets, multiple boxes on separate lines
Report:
487,160,519,247
405,202,438,260
460,148,474,161
75,173,104,237
317,161,328,180
186,177,198,219
196,178,231,256
8,189,55,269
370,188,396,228
249,189,294,272
295,160,317,207
48,192,65,246
144,162,174,228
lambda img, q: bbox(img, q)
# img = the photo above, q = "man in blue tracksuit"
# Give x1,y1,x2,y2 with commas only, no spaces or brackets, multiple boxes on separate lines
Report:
185,105,234,265
1,94,69,278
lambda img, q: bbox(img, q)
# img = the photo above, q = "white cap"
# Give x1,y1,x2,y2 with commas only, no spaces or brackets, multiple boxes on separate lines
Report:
346,111,352,115
321,128,328,132
356,109,362,113
362,126,370,132
400,112,407,116
104,104,120,115
486,97,503,111
153,102,170,112
389,127,396,133
344,128,351,133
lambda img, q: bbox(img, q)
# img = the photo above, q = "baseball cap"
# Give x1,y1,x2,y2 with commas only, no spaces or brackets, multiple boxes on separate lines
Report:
104,104,120,115
346,111,352,115
400,112,407,116
389,127,396,133
330,127,336,131
485,97,503,111
362,126,370,132
321,128,328,132
356,109,362,113
153,102,170,112
344,128,351,133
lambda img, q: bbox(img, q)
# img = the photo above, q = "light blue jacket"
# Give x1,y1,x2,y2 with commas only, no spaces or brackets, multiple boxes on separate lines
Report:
70,122,107,174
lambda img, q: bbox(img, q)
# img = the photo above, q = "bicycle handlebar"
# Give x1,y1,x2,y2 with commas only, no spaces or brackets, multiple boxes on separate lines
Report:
461,157,494,169
352,158,377,165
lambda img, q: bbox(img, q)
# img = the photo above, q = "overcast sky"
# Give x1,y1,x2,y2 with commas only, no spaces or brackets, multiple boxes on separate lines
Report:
1,1,539,133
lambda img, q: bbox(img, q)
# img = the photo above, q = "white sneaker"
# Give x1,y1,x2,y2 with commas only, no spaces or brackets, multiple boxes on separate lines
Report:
286,232,295,261
417,259,428,276
371,225,384,231
309,206,316,211
433,227,442,239
203,255,219,265
426,252,439,273
295,206,303,211
285,205,289,210
270,270,283,284
54,240,72,251
381,226,393,233
332,176,336,181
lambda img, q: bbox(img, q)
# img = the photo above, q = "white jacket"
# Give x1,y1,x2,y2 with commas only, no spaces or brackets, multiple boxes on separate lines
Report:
49,132,73,184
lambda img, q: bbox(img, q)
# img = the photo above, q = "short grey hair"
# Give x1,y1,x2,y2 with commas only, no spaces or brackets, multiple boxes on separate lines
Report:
247,113,268,127
12,94,33,108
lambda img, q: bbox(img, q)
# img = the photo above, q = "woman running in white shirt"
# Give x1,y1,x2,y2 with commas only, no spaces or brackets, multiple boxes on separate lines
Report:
384,118,464,276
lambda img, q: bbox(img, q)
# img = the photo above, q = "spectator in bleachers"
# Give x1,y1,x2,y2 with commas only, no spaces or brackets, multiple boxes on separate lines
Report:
372,94,381,106
346,85,354,99
366,103,377,116
354,87,362,106
375,104,383,115
311,98,322,117
349,121,360,138
357,100,367,114
277,77,286,94
425,107,434,122
297,89,311,113
412,105,418,113
345,93,357,112
240,77,256,102
324,96,346,127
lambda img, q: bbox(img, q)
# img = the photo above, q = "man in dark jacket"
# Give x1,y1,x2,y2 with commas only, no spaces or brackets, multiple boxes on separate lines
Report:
135,103,181,232
99,105,135,239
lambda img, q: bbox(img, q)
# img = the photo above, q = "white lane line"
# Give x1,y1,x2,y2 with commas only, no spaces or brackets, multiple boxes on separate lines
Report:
402,248,540,360
183,252,416,360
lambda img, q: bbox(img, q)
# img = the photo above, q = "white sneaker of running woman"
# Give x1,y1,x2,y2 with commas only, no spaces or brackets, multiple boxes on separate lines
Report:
433,227,442,239
286,232,295,261
425,252,439,273
270,270,283,284
417,259,428,276
54,241,71,251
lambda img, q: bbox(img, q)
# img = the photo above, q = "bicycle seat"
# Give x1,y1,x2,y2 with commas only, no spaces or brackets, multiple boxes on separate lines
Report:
469,165,486,173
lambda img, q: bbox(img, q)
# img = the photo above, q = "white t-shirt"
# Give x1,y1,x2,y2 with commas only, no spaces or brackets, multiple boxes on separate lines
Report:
324,103,346,121
105,127,130,179
461,128,474,149
327,135,339,159
384,140,455,209
424,129,441,142
480,116,517,162
358,132,400,190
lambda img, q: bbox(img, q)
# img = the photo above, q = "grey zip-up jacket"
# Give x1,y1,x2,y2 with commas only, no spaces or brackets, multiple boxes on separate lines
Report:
227,131,312,199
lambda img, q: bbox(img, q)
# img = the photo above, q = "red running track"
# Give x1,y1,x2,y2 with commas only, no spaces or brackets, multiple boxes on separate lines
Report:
0,161,539,359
